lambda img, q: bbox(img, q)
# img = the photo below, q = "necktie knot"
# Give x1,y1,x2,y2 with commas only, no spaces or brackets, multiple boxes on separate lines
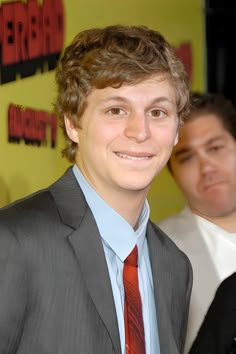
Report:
125,245,138,267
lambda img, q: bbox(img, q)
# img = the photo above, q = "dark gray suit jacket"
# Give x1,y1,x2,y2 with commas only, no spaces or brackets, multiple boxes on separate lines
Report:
0,167,192,354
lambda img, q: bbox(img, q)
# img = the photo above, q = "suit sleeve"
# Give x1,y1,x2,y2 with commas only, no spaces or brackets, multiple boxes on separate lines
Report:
0,223,28,352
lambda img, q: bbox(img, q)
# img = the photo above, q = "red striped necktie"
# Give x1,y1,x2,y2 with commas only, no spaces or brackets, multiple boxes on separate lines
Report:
123,245,146,354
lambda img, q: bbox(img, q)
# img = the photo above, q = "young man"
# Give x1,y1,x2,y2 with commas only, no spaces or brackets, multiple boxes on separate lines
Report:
0,25,192,354
159,92,236,354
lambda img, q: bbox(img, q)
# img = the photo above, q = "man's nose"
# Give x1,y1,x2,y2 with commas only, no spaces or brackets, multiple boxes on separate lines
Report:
198,153,216,175
124,113,151,142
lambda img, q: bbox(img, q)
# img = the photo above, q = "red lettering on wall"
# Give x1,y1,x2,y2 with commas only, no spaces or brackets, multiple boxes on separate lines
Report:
50,112,57,147
36,111,48,141
175,42,193,82
15,2,28,62
53,0,64,53
28,0,43,59
1,3,15,65
8,103,57,148
8,104,22,140
42,0,64,55
0,9,2,44
0,0,65,83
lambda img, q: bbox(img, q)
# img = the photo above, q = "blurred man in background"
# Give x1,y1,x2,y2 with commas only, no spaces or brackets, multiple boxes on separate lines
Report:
159,92,236,353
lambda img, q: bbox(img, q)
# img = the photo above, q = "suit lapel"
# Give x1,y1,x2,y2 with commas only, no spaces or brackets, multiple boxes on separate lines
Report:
50,168,121,354
147,222,179,354
68,210,121,354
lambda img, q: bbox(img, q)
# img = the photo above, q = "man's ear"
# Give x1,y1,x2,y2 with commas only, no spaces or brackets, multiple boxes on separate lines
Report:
64,115,79,143
174,131,179,146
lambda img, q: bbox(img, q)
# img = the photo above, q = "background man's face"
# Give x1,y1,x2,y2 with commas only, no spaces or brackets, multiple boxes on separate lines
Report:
169,114,236,218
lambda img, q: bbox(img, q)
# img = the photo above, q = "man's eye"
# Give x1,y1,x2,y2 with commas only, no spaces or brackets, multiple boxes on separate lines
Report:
178,154,193,164
107,108,125,115
209,145,224,152
148,109,165,118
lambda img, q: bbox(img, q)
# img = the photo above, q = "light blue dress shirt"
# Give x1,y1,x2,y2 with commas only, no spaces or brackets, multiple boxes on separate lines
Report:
73,165,160,354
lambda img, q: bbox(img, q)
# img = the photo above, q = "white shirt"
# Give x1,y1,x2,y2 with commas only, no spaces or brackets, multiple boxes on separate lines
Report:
196,215,236,282
159,207,236,354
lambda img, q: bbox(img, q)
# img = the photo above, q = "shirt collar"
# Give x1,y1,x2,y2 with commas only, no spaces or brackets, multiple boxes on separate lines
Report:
72,165,150,262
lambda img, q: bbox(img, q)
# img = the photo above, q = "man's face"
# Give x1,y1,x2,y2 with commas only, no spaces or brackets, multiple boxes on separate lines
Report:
65,75,179,202
169,113,236,218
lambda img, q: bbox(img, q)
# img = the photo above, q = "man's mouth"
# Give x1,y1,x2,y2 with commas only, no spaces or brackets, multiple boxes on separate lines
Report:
203,181,225,191
115,152,152,160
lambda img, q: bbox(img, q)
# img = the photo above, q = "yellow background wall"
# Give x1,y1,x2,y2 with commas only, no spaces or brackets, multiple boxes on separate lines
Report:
0,0,205,221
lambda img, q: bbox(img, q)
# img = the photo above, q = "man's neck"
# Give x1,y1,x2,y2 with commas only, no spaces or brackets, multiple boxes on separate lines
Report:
192,208,236,233
73,164,148,229
104,190,147,230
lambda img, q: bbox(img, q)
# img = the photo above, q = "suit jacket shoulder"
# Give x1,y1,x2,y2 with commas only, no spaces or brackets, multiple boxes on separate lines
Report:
158,207,206,260
158,207,199,240
0,167,86,230
189,272,236,354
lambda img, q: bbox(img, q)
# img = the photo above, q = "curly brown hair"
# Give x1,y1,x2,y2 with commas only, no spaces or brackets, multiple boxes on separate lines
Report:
54,25,190,162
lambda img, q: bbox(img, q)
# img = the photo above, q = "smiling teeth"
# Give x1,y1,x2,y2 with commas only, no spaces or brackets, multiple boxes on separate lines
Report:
116,152,149,160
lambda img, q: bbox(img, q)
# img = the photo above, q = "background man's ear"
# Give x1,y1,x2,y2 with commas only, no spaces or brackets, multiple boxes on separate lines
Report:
174,132,179,146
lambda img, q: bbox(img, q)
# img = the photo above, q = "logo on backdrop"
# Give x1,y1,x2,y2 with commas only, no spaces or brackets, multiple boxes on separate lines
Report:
0,0,64,84
175,42,192,82
8,104,57,148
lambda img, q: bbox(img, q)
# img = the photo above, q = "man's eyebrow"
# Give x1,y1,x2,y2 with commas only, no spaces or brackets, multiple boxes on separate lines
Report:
173,147,191,159
206,136,226,145
173,136,226,159
101,96,175,105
